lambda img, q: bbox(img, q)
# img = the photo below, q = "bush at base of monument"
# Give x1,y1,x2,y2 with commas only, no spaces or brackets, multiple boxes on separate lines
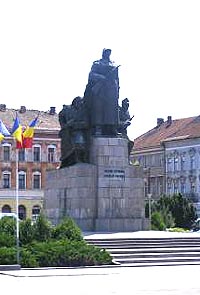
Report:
0,215,113,268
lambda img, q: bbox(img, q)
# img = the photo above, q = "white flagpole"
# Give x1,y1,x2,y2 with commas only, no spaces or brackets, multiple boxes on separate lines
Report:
15,147,20,265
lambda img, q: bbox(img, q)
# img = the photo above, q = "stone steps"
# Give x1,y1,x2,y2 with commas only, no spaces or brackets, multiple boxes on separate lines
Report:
85,236,200,266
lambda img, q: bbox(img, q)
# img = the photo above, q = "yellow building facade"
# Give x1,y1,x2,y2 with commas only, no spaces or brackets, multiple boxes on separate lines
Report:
0,104,61,221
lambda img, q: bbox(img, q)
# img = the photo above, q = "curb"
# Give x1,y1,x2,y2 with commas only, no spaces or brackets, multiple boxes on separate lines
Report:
0,264,21,271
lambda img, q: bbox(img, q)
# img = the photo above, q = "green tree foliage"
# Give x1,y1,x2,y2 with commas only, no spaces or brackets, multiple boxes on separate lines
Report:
0,216,16,236
0,247,17,265
19,219,35,245
151,211,166,231
32,213,52,242
52,217,83,241
0,232,15,247
168,194,197,228
149,193,197,230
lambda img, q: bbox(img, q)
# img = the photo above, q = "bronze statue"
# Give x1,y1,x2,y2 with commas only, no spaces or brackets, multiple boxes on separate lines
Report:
58,49,134,168
84,48,120,136
118,98,134,136
58,97,89,168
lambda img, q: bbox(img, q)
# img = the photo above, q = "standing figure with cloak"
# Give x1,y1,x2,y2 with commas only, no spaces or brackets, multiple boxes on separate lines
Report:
84,48,120,136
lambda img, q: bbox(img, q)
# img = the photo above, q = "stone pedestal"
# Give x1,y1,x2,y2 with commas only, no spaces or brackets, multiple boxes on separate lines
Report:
44,137,148,231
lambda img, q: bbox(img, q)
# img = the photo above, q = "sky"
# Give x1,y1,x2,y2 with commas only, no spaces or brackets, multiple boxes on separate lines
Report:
0,0,200,140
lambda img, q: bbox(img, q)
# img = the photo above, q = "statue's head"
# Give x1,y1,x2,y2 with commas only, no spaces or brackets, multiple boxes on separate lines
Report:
72,96,82,108
123,98,129,104
122,98,129,109
102,48,111,60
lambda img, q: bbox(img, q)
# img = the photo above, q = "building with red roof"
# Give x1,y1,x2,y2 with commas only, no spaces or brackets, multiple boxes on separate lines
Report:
131,115,200,215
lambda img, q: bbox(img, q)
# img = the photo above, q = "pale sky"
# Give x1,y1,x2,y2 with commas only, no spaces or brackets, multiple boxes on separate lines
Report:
1,0,200,140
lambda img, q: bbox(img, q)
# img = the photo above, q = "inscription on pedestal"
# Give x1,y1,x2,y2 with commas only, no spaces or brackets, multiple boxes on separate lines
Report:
104,169,125,180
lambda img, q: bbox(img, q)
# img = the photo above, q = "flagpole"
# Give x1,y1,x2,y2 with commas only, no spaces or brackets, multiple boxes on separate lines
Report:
15,147,20,265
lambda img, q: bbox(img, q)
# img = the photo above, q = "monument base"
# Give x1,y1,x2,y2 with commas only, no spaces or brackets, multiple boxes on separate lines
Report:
44,137,148,231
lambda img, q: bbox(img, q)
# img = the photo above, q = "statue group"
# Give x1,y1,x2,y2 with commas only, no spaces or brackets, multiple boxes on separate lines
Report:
59,49,133,168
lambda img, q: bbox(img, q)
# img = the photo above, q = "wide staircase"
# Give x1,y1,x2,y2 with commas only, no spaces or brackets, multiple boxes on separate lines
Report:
85,236,200,267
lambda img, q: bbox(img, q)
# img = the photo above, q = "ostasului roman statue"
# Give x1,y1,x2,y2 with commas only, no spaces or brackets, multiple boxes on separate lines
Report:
58,49,134,168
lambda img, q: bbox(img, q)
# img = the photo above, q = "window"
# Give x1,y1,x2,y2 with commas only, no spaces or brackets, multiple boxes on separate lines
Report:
48,145,56,163
180,183,186,194
180,177,186,194
191,182,196,193
18,205,26,220
189,148,196,170
2,204,11,213
2,144,11,161
180,154,185,171
2,171,11,189
33,172,41,189
18,171,26,189
190,155,195,170
167,178,172,195
167,157,173,172
158,176,164,195
32,205,41,222
33,145,41,162
174,179,178,194
151,177,156,195
18,149,25,162
174,157,179,172
159,155,164,167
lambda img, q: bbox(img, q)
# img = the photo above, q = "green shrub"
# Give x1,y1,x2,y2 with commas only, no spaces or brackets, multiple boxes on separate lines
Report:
0,214,113,268
0,247,16,264
167,227,190,233
150,194,197,230
52,217,83,241
0,217,16,236
25,239,112,268
151,211,166,231
20,248,39,268
32,214,52,242
0,233,15,247
20,219,35,245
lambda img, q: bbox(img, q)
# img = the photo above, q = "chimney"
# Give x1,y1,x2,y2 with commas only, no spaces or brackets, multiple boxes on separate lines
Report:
0,104,6,111
19,106,26,113
157,118,164,127
49,107,56,115
166,116,172,127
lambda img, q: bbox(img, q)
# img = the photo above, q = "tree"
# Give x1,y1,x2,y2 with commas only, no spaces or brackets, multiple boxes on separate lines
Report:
149,193,197,229
32,214,52,242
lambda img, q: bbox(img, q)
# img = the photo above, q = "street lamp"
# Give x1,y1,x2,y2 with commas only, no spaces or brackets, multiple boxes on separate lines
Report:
147,193,152,230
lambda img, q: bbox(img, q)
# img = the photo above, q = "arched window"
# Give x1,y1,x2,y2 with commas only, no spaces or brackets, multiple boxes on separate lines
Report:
18,205,26,220
2,204,11,213
32,171,41,189
32,205,41,222
18,171,26,189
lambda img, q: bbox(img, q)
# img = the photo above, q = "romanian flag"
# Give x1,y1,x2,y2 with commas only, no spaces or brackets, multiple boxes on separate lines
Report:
23,117,38,148
0,120,11,141
11,116,23,148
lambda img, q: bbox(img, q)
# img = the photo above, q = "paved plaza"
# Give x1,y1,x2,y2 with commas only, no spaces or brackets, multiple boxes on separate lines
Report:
1,231,200,295
1,264,200,295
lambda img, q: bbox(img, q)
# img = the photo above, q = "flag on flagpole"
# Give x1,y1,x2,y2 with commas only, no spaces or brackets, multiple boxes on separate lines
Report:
11,116,23,148
23,116,38,148
0,120,11,141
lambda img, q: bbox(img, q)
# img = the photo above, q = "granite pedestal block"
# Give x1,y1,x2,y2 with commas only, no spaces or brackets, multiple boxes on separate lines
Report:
44,137,148,231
